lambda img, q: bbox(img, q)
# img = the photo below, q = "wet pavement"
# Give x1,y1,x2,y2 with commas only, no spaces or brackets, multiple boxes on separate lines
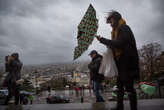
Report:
0,99,164,110
33,90,112,104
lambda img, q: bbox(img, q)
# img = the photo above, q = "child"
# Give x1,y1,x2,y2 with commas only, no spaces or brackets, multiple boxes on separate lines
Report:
29,94,34,104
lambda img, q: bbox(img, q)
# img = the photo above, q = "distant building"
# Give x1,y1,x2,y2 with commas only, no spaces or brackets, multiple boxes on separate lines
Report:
30,74,53,89
71,71,89,86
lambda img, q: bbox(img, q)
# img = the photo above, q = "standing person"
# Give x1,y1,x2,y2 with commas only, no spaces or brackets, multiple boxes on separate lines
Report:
82,85,85,96
88,85,92,96
4,53,23,105
29,94,34,105
88,50,105,102
23,95,28,105
75,87,79,97
79,86,82,96
96,11,140,110
47,85,51,95
19,92,24,104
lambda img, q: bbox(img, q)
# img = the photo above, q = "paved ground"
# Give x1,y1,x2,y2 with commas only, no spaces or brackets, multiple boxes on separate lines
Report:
1,99,164,110
33,90,112,104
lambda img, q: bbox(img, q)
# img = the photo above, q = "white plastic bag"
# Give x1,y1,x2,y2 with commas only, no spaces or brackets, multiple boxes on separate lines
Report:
99,48,118,78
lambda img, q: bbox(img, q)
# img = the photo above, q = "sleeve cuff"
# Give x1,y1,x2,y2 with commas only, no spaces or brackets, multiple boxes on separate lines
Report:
99,37,105,43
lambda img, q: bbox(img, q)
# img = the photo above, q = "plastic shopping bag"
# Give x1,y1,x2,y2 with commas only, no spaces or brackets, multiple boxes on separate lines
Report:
99,48,118,78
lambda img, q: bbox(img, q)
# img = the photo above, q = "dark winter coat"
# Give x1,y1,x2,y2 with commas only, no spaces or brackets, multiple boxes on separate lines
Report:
88,54,104,82
3,59,23,87
100,24,140,81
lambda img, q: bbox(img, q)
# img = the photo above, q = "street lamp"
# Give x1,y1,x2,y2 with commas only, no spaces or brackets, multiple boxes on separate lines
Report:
34,70,38,95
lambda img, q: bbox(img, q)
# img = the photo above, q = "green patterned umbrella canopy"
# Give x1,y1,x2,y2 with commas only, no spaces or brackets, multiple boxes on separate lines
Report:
141,84,156,95
73,4,98,60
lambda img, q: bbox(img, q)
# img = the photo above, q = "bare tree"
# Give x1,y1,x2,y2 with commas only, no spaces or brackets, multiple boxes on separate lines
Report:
139,42,161,79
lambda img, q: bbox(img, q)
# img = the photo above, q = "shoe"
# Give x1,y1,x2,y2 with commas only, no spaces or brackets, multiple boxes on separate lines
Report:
96,98,105,102
111,106,123,110
111,107,117,110
96,100,105,102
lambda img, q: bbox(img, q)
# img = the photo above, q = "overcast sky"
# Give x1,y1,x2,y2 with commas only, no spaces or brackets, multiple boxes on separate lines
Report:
0,0,164,65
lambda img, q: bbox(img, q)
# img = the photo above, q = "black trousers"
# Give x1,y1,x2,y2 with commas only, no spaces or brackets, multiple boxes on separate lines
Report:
5,83,20,105
20,95,24,104
117,77,137,110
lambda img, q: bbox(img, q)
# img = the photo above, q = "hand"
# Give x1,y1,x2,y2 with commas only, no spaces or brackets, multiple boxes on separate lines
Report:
96,35,101,41
89,61,92,65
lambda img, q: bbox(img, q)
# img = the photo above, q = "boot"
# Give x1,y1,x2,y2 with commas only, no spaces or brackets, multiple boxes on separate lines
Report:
111,104,124,110
129,92,137,110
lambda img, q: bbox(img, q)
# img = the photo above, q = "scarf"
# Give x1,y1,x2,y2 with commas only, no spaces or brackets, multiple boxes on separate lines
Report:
111,18,126,59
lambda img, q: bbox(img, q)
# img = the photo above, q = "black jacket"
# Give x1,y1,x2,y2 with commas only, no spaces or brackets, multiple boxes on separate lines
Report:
9,59,23,81
88,54,104,82
3,59,23,87
100,24,140,81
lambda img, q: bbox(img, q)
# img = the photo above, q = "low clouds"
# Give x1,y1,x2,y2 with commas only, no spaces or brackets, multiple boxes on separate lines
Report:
149,0,164,45
0,0,163,65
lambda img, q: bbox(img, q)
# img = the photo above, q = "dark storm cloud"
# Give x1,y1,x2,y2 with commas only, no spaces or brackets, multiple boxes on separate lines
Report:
0,0,163,65
95,0,164,49
152,0,164,12
0,0,60,17
149,0,164,47
0,0,76,64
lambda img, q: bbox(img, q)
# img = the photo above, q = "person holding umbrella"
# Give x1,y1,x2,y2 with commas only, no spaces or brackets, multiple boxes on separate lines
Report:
96,11,140,110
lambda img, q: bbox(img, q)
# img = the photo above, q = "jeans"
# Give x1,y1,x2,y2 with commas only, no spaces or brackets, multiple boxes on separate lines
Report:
93,81,104,102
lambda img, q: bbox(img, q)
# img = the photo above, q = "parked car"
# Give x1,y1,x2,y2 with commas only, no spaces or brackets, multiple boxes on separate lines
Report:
0,89,8,105
46,95,70,104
